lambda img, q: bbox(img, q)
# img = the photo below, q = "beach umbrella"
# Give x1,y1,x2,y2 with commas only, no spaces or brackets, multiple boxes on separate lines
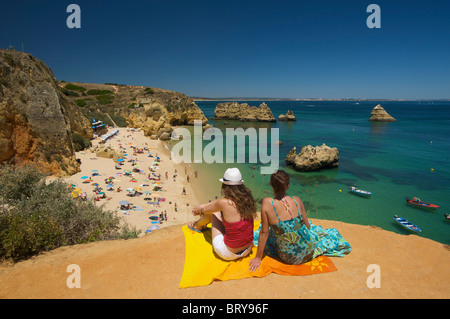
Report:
91,183,99,187
91,170,98,173
81,176,89,180
107,184,114,188
126,188,134,192
119,200,129,206
134,187,142,191
117,159,124,162
97,192,105,195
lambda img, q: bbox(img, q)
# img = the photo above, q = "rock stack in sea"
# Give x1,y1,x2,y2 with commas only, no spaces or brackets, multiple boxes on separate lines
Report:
0,49,92,176
369,104,396,122
285,144,339,171
278,110,296,121
213,102,276,122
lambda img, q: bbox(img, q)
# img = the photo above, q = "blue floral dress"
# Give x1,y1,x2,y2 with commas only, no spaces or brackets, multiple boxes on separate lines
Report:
254,197,351,265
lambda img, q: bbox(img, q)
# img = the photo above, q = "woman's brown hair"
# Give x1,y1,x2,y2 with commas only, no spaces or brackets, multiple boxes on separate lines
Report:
270,170,290,198
221,184,257,220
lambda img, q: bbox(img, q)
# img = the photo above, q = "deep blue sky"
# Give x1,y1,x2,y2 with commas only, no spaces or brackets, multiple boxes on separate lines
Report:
1,0,449,99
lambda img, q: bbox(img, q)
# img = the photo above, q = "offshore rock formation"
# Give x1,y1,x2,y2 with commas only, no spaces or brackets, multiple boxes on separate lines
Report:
369,104,396,122
278,110,296,121
214,102,276,122
286,144,339,171
0,49,92,176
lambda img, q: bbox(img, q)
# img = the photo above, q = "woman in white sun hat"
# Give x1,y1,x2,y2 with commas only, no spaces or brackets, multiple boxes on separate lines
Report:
188,168,257,261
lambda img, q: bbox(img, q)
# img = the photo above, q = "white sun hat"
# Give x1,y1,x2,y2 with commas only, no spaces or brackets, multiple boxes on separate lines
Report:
219,168,244,185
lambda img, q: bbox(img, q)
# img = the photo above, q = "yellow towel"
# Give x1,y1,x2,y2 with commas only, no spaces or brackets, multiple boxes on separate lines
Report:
179,222,337,288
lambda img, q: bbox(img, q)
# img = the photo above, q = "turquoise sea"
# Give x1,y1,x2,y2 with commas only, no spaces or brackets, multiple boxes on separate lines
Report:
181,100,450,245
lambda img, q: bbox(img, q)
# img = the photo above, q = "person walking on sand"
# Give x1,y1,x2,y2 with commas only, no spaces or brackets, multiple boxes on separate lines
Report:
188,168,257,261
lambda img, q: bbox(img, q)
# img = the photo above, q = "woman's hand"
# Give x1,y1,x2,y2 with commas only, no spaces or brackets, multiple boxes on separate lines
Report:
192,205,203,216
248,257,262,272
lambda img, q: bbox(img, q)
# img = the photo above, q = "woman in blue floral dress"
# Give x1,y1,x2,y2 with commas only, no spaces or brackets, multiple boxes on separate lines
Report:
249,170,351,272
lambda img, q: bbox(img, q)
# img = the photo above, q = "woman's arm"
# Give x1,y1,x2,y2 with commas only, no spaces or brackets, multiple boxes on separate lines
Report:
192,198,225,216
295,196,310,229
248,199,271,272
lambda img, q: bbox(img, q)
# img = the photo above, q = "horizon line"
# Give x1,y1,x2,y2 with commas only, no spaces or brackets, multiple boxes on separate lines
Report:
191,97,450,101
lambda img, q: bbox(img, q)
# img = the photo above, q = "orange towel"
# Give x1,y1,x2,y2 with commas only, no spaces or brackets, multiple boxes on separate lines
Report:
179,222,336,288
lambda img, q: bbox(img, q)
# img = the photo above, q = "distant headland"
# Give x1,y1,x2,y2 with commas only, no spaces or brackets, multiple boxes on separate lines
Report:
192,97,450,102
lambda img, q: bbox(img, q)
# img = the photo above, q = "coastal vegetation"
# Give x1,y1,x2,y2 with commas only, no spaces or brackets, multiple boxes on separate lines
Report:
72,132,92,152
64,83,87,93
0,164,139,261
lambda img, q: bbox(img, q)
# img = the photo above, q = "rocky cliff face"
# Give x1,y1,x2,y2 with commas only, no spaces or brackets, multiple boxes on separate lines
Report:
125,90,207,139
62,82,207,140
286,144,339,171
214,102,276,122
0,49,92,176
369,104,396,122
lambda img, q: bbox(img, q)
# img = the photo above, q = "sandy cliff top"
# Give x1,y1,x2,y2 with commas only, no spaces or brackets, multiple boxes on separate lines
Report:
1,219,448,299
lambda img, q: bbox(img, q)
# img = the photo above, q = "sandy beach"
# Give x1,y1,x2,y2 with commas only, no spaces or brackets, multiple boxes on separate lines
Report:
60,127,202,234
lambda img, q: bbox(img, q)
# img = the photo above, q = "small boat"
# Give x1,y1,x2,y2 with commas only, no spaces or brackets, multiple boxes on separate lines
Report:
406,197,440,210
445,213,450,222
394,215,422,233
348,186,372,197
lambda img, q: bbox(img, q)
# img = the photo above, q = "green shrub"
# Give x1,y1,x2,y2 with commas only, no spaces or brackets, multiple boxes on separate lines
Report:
96,95,115,105
75,98,93,107
108,112,128,127
144,87,154,94
65,83,87,93
75,99,87,107
60,87,80,97
0,210,64,259
0,164,139,261
72,132,91,151
87,89,114,96
0,164,43,202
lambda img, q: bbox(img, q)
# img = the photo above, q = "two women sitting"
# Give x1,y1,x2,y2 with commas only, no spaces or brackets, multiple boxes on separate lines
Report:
188,168,317,268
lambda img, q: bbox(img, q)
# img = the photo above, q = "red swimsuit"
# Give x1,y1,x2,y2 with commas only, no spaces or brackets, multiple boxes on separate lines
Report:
222,218,254,248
